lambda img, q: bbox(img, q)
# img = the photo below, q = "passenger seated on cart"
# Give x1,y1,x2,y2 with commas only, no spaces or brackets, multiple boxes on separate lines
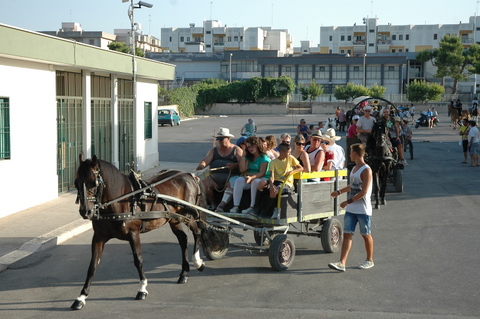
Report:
304,130,325,182
319,136,334,181
196,127,243,211
323,128,346,170
230,136,271,215
258,142,303,198
291,134,311,173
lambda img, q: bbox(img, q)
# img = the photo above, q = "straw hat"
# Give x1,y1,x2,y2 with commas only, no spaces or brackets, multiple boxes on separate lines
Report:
214,127,234,138
310,130,323,138
324,128,341,141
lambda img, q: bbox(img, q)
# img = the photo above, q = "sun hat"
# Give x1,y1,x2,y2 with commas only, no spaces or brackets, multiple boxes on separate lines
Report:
352,115,360,120
363,106,372,110
310,130,323,138
324,128,341,141
214,127,234,138
394,116,401,122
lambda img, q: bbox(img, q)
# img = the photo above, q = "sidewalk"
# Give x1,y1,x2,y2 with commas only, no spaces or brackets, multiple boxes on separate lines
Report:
0,161,197,272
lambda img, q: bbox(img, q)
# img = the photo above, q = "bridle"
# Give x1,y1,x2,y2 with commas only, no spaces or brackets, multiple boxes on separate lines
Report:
76,167,106,213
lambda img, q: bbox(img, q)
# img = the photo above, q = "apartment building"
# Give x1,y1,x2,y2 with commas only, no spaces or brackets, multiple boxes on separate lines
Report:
318,16,480,56
160,20,293,54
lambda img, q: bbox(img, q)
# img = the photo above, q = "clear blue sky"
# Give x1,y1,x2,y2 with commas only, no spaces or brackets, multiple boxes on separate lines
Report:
1,0,479,47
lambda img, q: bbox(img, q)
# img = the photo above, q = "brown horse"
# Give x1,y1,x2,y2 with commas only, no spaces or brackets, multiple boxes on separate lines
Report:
71,154,215,310
449,106,470,129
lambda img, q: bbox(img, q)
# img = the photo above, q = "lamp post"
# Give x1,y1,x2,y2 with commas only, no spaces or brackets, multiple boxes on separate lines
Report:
123,0,152,169
229,53,233,83
363,53,367,86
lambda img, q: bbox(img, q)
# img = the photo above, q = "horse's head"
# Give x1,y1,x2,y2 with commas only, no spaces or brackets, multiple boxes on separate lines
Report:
75,154,105,220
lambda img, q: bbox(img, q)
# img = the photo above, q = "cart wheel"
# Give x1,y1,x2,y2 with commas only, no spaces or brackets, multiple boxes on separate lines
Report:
394,169,403,193
202,230,229,260
268,234,295,271
253,231,276,247
321,218,343,253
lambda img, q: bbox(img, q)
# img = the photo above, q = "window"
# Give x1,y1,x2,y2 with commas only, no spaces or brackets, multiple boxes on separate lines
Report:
348,35,352,41
399,34,403,40
385,66,398,79
331,66,346,79
206,44,211,48
180,36,184,42
169,37,172,42
392,49,396,53
340,49,345,53
264,66,279,78
405,48,409,52
206,31,211,34
315,65,329,79
369,29,374,33
144,102,152,139
0,97,10,160
434,34,438,40
329,35,332,41
392,35,396,40
369,43,374,46
298,65,312,79
350,66,363,79
187,37,190,42
282,65,295,79
234,36,238,41
341,35,345,41
406,34,409,40
366,66,381,79
228,36,231,42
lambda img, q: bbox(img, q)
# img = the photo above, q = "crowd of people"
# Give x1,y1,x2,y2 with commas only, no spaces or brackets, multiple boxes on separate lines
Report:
196,120,347,216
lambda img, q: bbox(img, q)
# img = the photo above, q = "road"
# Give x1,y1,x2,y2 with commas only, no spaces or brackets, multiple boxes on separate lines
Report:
1,113,479,318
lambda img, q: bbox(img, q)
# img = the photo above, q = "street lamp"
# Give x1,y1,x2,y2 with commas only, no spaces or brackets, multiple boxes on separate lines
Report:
123,0,152,167
229,53,233,83
363,53,367,86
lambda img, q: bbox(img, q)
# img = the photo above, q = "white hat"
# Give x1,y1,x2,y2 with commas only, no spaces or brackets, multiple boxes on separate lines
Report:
214,127,234,138
324,128,341,141
352,115,360,120
310,130,323,138
363,106,372,110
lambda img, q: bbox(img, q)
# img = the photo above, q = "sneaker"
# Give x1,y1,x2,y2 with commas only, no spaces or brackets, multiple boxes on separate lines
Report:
242,207,256,215
229,206,239,214
328,262,345,272
271,207,280,219
215,206,224,212
359,260,374,269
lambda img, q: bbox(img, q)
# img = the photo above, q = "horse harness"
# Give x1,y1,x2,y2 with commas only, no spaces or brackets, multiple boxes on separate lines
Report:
77,168,204,225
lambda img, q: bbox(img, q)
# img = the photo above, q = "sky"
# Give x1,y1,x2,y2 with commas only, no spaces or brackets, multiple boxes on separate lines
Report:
1,0,479,47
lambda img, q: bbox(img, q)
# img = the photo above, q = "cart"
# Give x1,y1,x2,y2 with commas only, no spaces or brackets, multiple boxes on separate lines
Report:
201,169,348,271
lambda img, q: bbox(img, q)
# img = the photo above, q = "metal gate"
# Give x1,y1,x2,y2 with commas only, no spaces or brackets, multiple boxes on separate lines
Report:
56,71,83,193
118,79,134,172
91,75,113,162
57,97,83,193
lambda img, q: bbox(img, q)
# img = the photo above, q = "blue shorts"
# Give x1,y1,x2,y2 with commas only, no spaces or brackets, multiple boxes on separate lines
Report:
469,142,479,155
344,211,372,236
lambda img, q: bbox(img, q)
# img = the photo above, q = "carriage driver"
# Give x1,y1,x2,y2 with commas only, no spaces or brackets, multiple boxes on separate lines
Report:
196,128,243,211
356,106,376,146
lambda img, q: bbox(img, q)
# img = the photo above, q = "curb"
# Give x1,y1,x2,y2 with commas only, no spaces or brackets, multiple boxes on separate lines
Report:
0,219,91,272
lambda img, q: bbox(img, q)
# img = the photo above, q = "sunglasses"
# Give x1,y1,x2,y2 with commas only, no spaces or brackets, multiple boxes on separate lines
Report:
216,137,227,141
296,142,305,146
321,141,330,145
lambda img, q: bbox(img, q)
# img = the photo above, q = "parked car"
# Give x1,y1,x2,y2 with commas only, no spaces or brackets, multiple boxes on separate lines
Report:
158,109,181,126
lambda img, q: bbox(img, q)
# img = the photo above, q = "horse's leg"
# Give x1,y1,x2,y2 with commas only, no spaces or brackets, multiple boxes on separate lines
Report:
372,167,380,209
127,231,149,300
71,232,107,310
169,221,190,284
379,163,388,205
191,224,205,272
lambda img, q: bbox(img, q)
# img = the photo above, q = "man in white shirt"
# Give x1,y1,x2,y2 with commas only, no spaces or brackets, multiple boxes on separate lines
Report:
323,128,345,169
356,106,376,146
467,120,480,167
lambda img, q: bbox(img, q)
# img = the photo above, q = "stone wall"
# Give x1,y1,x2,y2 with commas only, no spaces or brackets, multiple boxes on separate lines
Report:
195,103,288,115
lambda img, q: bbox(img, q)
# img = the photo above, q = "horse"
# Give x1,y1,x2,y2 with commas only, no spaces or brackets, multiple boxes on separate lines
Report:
71,154,219,310
365,121,395,209
449,106,470,129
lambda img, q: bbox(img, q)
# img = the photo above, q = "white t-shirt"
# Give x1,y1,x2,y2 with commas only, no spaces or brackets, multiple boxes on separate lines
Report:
468,126,480,143
328,143,345,169
356,116,376,133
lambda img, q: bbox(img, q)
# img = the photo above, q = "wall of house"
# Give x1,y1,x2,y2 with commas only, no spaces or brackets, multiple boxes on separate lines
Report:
0,58,58,218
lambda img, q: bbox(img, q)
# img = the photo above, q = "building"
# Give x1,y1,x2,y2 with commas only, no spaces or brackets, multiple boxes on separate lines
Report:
0,23,175,218
161,20,293,54
40,22,162,53
318,16,480,55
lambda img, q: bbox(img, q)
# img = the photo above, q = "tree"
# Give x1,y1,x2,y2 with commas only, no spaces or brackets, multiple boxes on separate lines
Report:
108,41,145,57
367,83,386,98
406,80,444,103
333,82,369,103
417,35,480,94
299,79,324,105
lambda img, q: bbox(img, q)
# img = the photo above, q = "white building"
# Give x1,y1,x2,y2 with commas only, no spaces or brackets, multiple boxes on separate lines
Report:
318,16,480,56
161,20,293,54
0,23,175,218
